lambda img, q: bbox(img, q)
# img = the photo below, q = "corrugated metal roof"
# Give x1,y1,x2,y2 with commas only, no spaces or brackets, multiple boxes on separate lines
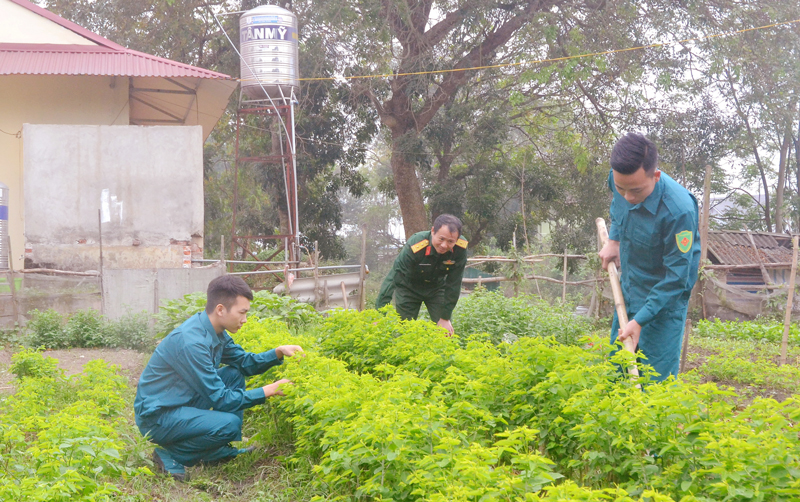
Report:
1,0,232,80
0,44,232,79
707,230,793,265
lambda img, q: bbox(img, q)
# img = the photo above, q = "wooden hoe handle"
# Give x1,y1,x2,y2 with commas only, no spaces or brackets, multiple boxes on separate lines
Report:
596,218,640,378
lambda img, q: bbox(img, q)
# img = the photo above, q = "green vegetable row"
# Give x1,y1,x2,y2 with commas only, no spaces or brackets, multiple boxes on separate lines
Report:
235,308,800,501
0,350,151,501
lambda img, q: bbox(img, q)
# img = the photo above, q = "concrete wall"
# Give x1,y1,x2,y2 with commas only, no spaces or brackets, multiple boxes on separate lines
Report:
23,124,204,271
102,266,224,319
0,75,130,270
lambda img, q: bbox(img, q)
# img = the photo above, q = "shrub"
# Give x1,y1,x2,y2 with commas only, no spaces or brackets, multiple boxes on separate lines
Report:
451,287,593,346
64,309,105,348
155,289,321,338
104,310,156,351
26,309,69,349
10,348,60,379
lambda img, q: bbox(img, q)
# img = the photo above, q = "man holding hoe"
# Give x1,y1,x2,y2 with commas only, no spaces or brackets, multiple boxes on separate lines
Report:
598,133,701,382
135,275,303,480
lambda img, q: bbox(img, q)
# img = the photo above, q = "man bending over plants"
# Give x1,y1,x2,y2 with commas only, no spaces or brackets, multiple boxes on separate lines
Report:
376,214,468,335
598,133,700,382
134,275,303,481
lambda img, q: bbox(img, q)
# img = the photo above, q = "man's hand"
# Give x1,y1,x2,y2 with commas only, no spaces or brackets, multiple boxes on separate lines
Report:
437,318,454,337
275,345,304,359
598,240,621,271
617,319,642,350
262,378,292,398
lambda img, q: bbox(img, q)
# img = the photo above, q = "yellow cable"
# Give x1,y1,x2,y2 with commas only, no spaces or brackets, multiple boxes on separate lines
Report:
237,18,800,83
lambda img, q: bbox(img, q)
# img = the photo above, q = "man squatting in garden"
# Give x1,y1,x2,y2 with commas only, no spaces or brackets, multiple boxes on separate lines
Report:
134,275,303,481
376,214,468,335
598,132,701,382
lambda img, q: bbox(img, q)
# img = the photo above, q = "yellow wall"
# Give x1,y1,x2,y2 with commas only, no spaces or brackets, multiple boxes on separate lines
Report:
0,0,96,45
0,74,130,270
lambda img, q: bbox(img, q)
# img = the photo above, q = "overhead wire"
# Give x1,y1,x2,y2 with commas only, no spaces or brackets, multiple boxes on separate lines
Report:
231,17,800,83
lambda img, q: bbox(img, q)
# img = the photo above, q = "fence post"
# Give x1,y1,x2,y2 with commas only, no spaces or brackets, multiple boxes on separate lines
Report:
313,241,320,309
6,235,19,325
562,248,568,302
98,209,105,316
780,235,799,366
680,318,692,373
359,226,367,311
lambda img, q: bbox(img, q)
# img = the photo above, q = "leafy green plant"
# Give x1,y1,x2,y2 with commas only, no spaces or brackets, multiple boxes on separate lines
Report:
26,308,69,349
154,292,207,338
451,287,593,345
231,304,800,502
695,318,800,344
154,289,321,338
64,309,105,348
0,355,150,500
10,348,60,379
104,310,156,351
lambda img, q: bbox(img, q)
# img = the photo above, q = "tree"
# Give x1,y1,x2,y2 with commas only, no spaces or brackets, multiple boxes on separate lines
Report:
682,0,800,232
295,0,678,239
42,0,379,259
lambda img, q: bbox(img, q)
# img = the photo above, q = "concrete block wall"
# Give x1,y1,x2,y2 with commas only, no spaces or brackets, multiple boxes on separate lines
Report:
23,124,204,271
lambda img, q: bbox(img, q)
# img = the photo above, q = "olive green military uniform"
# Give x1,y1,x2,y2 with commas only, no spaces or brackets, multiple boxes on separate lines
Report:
376,230,468,321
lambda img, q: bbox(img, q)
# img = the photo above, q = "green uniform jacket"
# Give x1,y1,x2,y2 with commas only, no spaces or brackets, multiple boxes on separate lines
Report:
375,230,468,320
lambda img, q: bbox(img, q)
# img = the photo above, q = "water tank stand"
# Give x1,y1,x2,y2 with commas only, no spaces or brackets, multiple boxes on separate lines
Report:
231,96,299,275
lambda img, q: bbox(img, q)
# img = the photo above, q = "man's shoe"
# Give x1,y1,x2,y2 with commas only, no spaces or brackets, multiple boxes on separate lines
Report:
152,448,187,481
237,445,257,455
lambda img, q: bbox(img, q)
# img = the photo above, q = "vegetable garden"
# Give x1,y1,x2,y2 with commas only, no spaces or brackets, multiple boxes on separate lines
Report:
1,289,799,501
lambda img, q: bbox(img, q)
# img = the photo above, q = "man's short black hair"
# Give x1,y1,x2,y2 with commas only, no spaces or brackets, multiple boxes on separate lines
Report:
432,214,463,235
206,275,253,313
610,132,659,176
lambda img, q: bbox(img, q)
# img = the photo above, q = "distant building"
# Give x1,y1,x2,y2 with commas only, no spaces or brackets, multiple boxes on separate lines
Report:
0,0,236,271
703,230,795,319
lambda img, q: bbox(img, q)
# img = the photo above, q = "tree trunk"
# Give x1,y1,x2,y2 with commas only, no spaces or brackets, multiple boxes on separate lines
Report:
775,130,792,234
725,68,771,231
390,132,429,238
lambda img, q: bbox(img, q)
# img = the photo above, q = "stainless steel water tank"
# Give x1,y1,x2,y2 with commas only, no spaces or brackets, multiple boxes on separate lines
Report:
240,5,299,99
0,182,9,270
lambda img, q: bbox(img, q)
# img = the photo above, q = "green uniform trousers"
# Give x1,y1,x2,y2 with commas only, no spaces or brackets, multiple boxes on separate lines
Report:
394,284,447,322
136,366,244,466
610,304,688,382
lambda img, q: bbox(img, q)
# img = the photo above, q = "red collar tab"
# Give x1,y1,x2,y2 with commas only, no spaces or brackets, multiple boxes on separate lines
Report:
425,246,431,256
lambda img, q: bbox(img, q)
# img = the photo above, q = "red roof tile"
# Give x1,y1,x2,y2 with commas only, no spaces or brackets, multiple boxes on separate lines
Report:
1,0,232,80
0,44,233,79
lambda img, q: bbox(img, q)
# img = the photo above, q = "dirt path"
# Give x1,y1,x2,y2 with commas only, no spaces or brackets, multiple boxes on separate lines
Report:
0,347,147,394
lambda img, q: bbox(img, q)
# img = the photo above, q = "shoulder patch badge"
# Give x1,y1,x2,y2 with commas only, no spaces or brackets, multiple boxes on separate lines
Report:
410,239,429,253
455,238,468,249
676,231,692,253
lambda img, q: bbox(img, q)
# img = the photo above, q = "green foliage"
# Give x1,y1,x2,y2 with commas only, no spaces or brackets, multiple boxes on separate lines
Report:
104,311,157,351
231,307,800,501
24,309,156,351
154,292,207,339
695,318,800,344
26,308,69,349
451,288,593,346
10,348,60,379
154,290,321,338
64,309,105,348
699,354,800,391
0,355,150,500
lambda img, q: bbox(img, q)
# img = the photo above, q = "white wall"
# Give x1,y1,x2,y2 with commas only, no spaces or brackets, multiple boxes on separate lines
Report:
23,124,204,270
0,74,130,270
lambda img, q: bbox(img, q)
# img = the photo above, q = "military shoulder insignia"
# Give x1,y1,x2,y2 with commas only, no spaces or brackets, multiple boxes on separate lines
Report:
410,239,429,253
676,231,692,253
455,238,468,249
